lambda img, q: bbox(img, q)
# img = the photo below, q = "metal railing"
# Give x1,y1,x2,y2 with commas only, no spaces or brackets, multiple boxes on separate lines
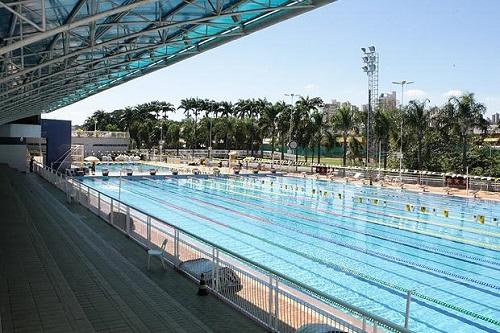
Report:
33,162,412,333
72,130,129,138
253,158,500,192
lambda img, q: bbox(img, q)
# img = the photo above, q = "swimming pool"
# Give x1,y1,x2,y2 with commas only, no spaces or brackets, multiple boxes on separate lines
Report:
80,175,500,333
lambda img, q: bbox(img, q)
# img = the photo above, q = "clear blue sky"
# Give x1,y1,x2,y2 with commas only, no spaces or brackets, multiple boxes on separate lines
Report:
44,0,500,124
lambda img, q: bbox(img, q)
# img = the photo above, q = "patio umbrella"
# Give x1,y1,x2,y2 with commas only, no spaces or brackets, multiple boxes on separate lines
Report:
84,156,100,162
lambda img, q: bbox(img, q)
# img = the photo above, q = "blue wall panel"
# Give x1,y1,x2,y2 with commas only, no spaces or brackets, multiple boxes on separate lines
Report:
41,119,71,168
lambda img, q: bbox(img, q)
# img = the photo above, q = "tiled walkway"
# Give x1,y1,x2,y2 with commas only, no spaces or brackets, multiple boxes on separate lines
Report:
0,166,267,333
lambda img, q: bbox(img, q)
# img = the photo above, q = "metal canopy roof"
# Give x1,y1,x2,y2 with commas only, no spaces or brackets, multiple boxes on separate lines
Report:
0,0,334,124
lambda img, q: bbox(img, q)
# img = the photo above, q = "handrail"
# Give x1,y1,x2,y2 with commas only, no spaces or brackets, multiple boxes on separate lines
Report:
60,171,411,333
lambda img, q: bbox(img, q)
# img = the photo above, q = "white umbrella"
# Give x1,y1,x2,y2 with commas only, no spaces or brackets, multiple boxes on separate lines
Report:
84,156,100,162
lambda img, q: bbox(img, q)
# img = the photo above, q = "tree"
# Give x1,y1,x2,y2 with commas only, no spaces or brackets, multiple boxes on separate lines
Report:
444,93,488,173
373,108,393,169
293,96,324,163
276,103,292,160
218,101,235,150
332,105,356,166
309,111,328,163
348,137,363,165
178,98,202,155
236,98,267,156
260,102,282,164
166,121,181,156
405,99,430,170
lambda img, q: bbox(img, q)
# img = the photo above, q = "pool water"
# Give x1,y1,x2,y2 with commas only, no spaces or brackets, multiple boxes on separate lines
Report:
80,175,500,333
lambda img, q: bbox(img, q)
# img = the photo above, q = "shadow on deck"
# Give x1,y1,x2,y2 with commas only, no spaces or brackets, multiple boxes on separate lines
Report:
0,165,269,333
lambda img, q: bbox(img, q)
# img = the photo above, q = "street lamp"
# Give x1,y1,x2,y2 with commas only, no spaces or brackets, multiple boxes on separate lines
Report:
392,80,414,182
285,93,301,170
157,124,164,163
285,93,300,144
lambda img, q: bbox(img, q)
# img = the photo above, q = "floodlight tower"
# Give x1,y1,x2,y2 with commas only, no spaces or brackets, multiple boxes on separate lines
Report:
361,46,379,166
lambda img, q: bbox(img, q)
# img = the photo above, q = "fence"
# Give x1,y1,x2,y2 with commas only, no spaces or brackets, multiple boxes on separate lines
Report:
72,130,129,138
33,162,412,333
251,158,500,192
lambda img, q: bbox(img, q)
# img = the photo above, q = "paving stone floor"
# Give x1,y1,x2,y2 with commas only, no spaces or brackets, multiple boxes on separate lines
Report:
0,165,267,333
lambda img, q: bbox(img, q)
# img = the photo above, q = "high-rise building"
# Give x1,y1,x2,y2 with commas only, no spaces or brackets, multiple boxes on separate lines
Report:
322,99,341,118
322,100,359,118
378,91,397,110
490,113,500,124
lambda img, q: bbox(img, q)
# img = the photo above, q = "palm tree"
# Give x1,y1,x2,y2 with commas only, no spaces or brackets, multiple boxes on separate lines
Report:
118,106,136,132
166,122,181,156
332,105,355,166
293,96,324,163
445,93,488,172
260,102,282,166
276,103,292,160
348,136,363,165
373,108,392,169
236,98,266,156
218,101,234,150
309,111,329,163
406,99,430,170
178,98,201,155
203,99,221,157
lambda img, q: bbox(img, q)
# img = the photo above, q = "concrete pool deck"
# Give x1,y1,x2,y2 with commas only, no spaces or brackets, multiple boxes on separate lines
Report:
0,165,268,333
132,161,500,202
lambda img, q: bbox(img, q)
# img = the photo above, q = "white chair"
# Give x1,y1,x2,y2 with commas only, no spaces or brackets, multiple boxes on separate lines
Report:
147,239,168,271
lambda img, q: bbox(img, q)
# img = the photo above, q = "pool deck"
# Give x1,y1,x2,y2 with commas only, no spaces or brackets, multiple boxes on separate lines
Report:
143,161,500,202
0,165,267,333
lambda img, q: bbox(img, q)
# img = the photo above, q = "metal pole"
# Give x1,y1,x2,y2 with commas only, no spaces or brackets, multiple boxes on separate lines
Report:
466,166,469,196
366,89,371,167
160,124,163,162
378,140,381,178
118,168,122,210
209,116,212,160
399,83,404,182
404,290,412,329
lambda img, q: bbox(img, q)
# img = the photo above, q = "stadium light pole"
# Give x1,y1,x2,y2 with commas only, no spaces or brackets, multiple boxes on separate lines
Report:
362,46,378,168
392,80,414,182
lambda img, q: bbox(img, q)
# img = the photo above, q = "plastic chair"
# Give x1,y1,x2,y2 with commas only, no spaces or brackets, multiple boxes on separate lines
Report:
147,239,168,270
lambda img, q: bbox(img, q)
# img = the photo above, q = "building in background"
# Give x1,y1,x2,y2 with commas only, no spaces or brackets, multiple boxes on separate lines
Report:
323,99,359,118
322,99,342,118
489,113,500,124
378,91,397,110
72,130,130,157
0,116,42,171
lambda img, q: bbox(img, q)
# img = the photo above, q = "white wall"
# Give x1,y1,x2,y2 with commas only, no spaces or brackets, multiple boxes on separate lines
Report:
72,136,129,155
0,124,41,138
0,145,28,171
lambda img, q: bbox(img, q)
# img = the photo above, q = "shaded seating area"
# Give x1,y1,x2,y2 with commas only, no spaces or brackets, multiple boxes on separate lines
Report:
0,165,266,333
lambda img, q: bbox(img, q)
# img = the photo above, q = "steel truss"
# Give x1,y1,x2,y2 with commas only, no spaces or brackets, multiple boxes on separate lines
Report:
0,0,335,124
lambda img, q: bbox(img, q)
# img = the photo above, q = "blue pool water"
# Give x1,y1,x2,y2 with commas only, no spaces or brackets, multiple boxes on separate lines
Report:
80,175,500,333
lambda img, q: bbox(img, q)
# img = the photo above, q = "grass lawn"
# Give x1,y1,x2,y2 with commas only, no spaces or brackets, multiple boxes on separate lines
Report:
296,156,344,165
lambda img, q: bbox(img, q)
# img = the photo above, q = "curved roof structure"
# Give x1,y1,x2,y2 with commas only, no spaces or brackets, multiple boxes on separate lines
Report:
0,0,335,124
